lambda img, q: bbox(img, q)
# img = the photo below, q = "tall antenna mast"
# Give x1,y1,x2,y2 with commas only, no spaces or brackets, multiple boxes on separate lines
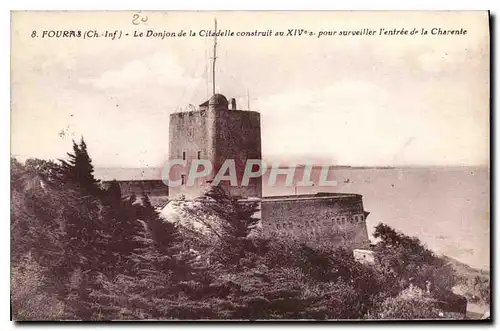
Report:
212,18,217,95
205,40,209,99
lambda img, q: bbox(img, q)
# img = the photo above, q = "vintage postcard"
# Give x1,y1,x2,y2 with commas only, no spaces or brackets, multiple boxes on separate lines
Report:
10,11,490,321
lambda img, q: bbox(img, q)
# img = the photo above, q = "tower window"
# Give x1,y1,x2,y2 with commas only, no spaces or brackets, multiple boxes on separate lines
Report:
182,152,186,160
181,175,186,185
197,151,201,159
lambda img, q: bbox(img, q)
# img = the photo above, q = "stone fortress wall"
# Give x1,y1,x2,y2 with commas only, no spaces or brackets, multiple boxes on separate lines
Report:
261,193,370,250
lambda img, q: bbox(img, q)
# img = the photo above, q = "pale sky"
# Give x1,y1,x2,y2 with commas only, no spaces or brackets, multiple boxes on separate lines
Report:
11,11,490,167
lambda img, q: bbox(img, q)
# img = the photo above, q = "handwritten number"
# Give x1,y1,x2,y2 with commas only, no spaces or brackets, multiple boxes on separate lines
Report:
132,13,148,25
132,14,139,25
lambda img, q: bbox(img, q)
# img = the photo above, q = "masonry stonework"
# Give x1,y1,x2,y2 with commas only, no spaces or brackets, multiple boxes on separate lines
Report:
261,193,370,250
213,109,262,198
169,108,216,198
168,94,261,199
168,93,370,252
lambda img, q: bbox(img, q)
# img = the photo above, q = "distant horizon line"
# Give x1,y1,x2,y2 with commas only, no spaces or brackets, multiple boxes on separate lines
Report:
11,154,489,169
93,164,490,169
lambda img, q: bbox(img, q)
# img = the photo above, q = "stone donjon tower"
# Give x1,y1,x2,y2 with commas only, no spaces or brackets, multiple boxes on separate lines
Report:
168,94,262,199
168,93,370,251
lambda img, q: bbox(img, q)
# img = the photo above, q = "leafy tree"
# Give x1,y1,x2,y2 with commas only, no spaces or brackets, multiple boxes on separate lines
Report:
11,158,71,319
11,158,68,279
11,253,69,320
372,223,456,300
366,285,449,320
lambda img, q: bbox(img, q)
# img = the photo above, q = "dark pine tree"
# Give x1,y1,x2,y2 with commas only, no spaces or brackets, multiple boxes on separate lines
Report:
103,180,122,207
203,186,260,267
60,137,101,195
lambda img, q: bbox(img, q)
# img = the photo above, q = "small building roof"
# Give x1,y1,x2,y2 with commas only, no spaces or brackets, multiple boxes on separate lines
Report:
209,93,229,106
199,94,229,108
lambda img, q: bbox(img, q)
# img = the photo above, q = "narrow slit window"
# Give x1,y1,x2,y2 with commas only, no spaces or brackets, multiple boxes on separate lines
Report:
182,152,186,160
